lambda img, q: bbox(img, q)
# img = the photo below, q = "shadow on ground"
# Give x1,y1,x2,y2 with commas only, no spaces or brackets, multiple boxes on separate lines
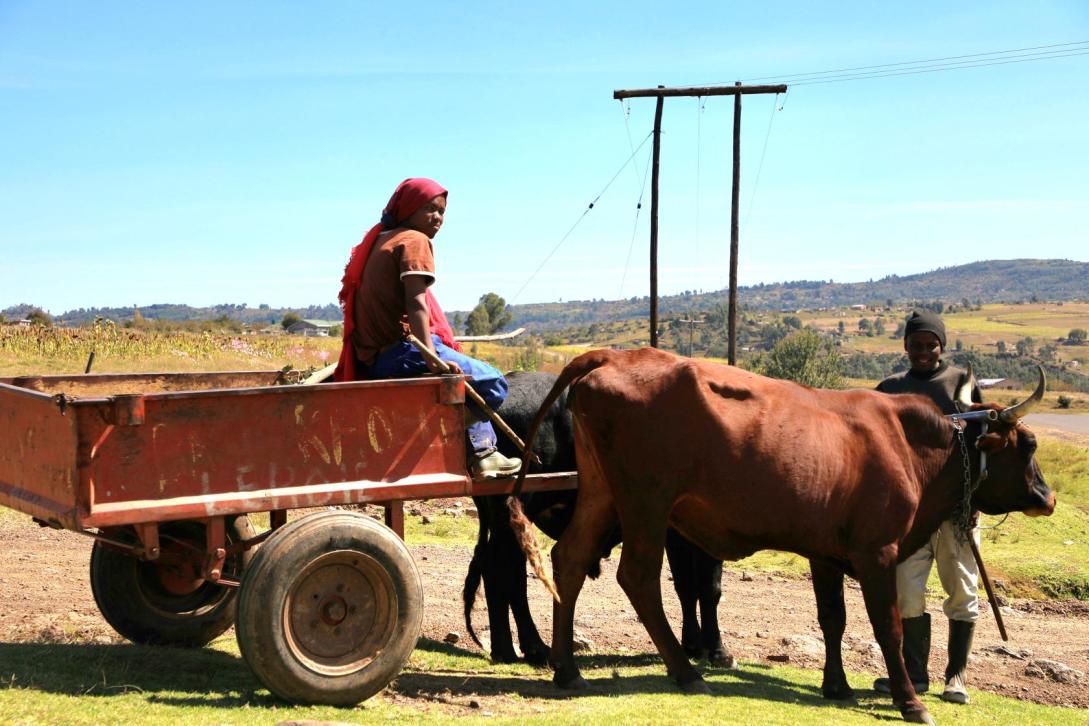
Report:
399,638,903,722
0,640,286,710
0,637,903,722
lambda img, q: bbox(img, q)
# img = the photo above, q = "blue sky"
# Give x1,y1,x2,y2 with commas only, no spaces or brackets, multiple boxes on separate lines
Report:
1,2,1086,315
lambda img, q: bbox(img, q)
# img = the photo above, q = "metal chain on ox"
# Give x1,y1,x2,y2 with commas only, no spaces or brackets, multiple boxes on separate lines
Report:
951,418,979,542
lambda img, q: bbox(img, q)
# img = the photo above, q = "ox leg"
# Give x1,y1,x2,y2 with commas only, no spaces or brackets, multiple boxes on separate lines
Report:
693,547,730,668
809,559,853,700
503,525,550,665
475,497,520,663
618,528,708,694
855,556,933,725
549,494,618,690
665,529,703,659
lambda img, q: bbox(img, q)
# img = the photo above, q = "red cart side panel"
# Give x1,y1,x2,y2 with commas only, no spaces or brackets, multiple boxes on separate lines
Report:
0,384,79,527
80,377,468,527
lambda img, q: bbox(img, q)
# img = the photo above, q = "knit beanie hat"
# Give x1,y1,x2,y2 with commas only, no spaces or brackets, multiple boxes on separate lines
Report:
904,309,946,349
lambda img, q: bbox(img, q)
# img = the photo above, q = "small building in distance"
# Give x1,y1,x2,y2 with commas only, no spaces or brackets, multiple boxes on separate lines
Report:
287,319,337,337
979,377,1021,390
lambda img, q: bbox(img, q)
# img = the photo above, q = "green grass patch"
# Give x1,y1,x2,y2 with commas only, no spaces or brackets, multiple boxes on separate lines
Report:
977,437,1089,600
405,509,482,546
0,636,1080,725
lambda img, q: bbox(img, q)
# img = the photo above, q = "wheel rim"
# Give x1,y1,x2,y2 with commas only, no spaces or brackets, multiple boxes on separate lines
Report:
133,524,236,617
284,550,398,676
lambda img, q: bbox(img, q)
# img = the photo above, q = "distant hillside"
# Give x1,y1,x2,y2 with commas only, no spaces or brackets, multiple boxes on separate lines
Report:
504,259,1089,330
42,303,342,327
5,258,1084,330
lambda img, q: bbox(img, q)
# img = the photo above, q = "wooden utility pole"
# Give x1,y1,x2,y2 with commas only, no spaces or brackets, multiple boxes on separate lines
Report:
728,82,742,365
649,89,664,347
613,82,787,361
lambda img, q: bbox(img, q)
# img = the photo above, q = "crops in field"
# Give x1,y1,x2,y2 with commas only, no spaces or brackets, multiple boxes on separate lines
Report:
0,321,340,376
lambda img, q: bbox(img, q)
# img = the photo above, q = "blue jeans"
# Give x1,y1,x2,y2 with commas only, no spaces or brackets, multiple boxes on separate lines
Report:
367,334,508,458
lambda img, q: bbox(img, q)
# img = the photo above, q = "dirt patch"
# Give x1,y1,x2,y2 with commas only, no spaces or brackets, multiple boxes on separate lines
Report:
1,509,1087,712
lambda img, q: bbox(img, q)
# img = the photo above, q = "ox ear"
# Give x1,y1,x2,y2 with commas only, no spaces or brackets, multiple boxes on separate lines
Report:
954,362,975,413
998,365,1046,424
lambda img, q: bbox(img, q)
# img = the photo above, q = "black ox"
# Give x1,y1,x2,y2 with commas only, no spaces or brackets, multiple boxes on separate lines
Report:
463,371,732,667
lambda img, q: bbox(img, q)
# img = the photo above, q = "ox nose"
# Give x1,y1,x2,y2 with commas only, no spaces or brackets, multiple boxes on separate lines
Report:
1025,489,1056,518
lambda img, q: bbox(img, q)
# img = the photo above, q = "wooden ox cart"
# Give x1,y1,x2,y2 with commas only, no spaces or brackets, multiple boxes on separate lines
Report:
0,370,576,704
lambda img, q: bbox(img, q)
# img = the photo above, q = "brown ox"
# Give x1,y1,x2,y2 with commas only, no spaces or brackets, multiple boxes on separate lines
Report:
509,347,1054,725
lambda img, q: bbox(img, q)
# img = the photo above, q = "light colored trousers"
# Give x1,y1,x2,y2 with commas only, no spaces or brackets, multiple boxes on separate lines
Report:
896,519,980,622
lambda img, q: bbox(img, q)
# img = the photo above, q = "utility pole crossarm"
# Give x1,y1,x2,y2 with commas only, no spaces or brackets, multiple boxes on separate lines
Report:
614,84,787,100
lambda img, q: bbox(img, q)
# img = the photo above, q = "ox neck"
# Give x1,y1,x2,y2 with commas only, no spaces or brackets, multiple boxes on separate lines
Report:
901,417,986,559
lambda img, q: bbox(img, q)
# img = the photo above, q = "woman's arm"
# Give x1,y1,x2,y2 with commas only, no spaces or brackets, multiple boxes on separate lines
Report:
404,275,461,374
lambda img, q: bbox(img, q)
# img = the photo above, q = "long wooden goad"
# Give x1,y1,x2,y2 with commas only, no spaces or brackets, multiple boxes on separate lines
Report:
969,535,1009,641
404,333,539,465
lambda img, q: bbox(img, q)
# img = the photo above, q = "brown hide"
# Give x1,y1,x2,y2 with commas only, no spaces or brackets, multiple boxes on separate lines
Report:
513,347,1054,724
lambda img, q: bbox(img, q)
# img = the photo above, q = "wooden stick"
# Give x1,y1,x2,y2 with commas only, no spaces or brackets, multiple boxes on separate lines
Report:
455,327,526,342
969,536,1009,641
303,363,337,385
615,84,788,99
404,333,540,464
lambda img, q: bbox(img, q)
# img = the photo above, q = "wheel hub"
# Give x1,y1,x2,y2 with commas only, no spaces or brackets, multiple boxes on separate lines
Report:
285,551,396,675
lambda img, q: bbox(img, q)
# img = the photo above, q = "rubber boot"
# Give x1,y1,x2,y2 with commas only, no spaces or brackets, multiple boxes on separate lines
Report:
942,619,975,704
873,613,931,694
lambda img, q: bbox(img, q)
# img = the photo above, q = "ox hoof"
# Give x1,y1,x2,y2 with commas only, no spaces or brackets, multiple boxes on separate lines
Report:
902,708,935,725
490,651,520,664
522,645,551,668
680,678,711,695
554,671,589,691
821,681,854,701
707,649,737,669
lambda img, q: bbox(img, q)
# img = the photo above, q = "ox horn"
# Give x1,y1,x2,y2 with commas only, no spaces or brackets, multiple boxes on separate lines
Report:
999,364,1046,424
955,362,975,413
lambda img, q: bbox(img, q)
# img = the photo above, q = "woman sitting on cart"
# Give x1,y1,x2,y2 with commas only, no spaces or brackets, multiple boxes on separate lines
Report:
332,177,521,479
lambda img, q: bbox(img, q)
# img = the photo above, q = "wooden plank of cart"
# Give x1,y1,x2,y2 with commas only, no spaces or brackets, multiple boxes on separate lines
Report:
0,369,576,704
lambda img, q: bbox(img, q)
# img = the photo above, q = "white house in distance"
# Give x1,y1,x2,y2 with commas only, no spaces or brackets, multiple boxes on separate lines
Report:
979,377,1021,391
287,319,338,337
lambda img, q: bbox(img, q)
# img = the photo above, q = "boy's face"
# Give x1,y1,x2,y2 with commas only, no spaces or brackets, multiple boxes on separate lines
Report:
905,331,942,372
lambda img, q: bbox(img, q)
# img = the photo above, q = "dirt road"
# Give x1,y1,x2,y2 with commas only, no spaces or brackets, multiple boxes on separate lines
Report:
1,509,1086,712
1026,413,1089,436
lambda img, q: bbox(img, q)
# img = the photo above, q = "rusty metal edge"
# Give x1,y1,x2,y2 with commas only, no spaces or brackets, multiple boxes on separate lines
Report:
81,472,578,528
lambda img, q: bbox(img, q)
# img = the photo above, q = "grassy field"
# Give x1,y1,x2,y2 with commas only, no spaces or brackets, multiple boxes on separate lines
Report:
1,634,1082,725
804,302,1089,365
0,323,340,377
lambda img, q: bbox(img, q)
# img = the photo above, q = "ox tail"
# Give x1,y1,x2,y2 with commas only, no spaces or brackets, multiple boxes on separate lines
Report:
462,510,488,650
507,349,619,604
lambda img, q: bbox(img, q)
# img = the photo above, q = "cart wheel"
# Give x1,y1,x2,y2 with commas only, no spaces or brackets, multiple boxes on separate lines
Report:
90,515,256,646
235,510,423,705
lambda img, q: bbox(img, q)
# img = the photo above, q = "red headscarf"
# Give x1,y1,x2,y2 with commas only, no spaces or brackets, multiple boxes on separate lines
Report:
333,178,462,382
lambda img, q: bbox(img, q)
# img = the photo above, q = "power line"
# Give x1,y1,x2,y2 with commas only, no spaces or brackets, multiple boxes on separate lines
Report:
618,142,654,299
510,131,654,304
694,40,1089,88
788,49,1089,86
740,40,1089,83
